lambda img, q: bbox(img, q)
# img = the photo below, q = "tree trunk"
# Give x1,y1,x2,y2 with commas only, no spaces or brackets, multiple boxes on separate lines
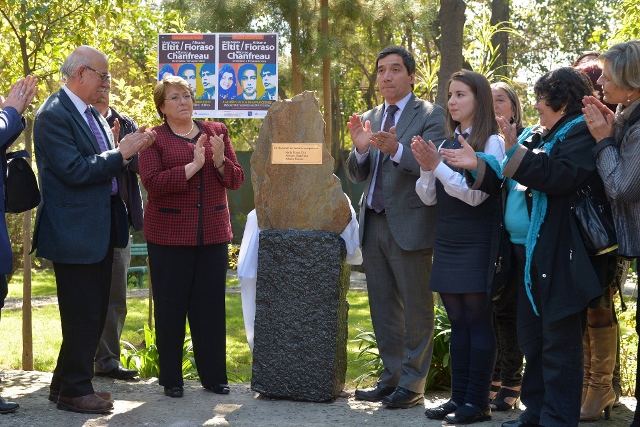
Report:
435,0,466,108
490,0,510,79
290,3,303,96
321,0,332,165
21,118,34,371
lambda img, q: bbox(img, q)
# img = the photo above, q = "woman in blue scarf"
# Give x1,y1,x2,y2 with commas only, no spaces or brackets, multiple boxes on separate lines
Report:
442,67,608,427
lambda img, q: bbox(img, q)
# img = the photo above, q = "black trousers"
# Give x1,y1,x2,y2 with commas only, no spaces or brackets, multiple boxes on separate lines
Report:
147,242,228,388
514,244,585,427
51,251,114,397
50,196,124,397
492,267,524,387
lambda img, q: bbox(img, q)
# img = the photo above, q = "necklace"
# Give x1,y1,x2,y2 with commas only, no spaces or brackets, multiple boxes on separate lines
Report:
172,121,194,137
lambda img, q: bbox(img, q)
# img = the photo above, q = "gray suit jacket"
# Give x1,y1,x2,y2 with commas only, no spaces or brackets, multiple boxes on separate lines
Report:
346,93,446,251
32,89,126,264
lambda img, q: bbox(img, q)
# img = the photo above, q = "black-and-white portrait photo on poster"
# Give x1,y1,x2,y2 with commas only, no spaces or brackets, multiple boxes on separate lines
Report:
158,33,278,119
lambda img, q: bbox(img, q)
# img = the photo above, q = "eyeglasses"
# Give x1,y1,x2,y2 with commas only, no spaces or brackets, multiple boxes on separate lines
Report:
86,66,111,82
165,94,193,102
535,94,548,103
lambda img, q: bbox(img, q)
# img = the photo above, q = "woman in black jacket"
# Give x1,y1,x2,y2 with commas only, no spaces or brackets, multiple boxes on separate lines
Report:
442,67,607,427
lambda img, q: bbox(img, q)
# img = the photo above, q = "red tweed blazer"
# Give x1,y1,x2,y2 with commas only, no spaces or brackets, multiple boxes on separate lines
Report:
139,121,244,246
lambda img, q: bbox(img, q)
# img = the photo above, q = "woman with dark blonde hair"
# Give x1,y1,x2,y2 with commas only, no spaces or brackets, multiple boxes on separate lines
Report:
415,70,505,424
488,81,524,412
582,39,640,426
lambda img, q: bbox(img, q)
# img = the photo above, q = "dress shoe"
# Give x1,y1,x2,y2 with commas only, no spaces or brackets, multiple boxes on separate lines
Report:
164,386,184,398
204,384,230,394
501,419,539,427
48,388,111,403
381,386,424,409
425,399,459,419
354,382,395,402
0,396,19,414
445,403,491,424
96,366,139,380
57,393,113,414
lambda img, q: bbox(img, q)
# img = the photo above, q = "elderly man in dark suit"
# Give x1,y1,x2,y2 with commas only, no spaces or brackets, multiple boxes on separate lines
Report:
346,45,446,409
33,45,155,414
93,89,142,381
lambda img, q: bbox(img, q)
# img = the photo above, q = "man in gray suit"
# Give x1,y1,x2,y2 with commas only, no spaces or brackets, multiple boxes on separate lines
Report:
33,46,154,414
346,46,446,409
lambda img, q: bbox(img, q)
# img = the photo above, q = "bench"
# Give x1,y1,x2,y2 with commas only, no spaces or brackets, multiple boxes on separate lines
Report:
128,243,148,288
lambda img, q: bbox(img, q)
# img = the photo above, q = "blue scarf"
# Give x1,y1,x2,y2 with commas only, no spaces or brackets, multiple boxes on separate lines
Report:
477,116,584,316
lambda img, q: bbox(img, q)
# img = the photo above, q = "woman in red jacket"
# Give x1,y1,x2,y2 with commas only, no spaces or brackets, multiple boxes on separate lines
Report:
139,76,244,398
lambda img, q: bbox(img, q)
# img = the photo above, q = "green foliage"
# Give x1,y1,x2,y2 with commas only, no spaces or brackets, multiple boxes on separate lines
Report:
617,293,638,397
228,244,240,270
121,324,199,380
510,0,617,85
612,0,640,42
351,328,382,386
463,8,520,80
352,303,452,392
426,304,452,391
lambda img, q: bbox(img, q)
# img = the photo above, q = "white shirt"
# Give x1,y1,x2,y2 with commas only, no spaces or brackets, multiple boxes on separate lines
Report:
354,91,413,208
415,128,505,206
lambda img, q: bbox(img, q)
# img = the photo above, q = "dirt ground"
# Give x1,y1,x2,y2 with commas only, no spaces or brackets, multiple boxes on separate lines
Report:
0,369,637,427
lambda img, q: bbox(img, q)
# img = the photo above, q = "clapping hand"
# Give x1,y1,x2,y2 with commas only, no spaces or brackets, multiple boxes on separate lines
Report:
440,134,478,170
411,135,440,171
347,113,372,154
496,116,518,151
208,134,225,168
1,75,38,115
582,95,615,142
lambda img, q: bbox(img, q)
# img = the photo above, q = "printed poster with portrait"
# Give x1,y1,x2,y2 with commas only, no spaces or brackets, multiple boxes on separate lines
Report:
158,33,278,119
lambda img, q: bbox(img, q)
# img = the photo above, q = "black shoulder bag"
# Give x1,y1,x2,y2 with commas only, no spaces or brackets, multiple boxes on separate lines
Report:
5,150,41,213
572,185,617,256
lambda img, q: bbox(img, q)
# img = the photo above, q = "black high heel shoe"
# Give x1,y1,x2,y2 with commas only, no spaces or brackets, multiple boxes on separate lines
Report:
490,387,521,411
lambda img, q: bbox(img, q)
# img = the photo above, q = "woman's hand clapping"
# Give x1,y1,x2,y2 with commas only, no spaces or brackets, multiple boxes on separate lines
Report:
440,134,478,170
411,136,440,171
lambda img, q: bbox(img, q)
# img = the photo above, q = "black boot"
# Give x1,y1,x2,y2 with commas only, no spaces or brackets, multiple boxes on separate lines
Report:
0,396,19,414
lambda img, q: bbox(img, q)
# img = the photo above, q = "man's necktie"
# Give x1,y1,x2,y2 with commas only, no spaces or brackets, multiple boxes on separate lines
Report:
370,104,399,213
85,106,118,195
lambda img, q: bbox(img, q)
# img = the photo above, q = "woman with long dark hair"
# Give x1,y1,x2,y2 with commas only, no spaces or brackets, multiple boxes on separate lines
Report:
415,70,505,424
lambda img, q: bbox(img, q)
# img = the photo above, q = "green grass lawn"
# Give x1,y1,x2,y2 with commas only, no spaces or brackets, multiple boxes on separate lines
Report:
1,269,374,389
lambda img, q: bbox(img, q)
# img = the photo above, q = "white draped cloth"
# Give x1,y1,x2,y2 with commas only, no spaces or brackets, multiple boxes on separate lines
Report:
238,198,362,352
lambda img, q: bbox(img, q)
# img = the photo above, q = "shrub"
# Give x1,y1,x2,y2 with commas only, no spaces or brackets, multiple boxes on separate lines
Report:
120,324,199,380
351,303,452,392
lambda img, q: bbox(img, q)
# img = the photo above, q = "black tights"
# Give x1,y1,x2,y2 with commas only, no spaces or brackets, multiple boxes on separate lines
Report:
441,292,496,408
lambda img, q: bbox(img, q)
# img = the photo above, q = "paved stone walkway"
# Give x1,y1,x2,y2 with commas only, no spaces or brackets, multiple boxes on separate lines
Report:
0,370,637,426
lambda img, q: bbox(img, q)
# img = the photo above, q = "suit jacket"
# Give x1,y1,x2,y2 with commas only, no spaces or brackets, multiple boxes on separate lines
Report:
0,107,25,274
106,108,144,231
139,121,244,246
346,93,446,251
32,88,126,264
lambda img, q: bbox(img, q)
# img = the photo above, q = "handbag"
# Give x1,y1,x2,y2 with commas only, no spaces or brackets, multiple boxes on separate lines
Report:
5,150,41,214
571,186,617,256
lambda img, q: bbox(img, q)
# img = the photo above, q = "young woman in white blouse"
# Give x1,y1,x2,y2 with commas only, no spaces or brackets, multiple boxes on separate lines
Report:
413,70,505,425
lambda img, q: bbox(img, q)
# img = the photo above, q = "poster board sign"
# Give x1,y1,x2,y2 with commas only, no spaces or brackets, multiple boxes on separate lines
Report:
158,33,278,119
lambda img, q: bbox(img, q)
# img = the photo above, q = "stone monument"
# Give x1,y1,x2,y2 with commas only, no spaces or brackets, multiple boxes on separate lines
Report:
250,91,352,402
